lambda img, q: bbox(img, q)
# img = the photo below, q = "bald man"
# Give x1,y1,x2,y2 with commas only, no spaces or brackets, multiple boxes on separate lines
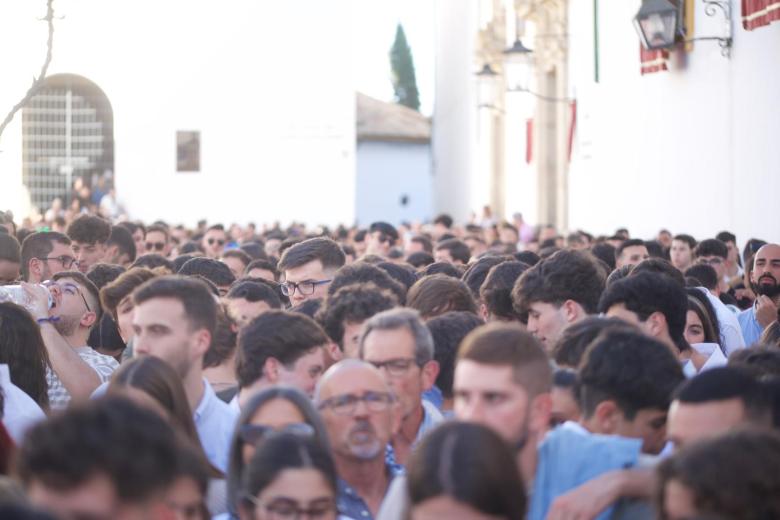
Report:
315,360,401,520
739,244,780,345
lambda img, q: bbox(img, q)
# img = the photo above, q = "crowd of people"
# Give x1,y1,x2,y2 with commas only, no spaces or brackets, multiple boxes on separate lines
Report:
0,205,778,520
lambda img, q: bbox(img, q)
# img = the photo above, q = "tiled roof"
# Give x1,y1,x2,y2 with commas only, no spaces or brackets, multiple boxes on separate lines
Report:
356,92,431,143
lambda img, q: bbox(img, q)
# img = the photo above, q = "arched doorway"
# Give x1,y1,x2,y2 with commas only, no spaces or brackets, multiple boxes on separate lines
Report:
22,73,114,213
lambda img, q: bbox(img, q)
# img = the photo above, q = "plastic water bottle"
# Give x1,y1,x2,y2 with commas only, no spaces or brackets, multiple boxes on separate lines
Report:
0,285,54,314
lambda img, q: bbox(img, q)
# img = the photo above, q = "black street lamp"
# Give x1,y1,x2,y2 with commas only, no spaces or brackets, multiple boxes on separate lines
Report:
633,0,681,50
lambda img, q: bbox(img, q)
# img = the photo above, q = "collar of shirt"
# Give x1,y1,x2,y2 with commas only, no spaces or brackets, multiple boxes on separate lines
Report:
337,463,404,520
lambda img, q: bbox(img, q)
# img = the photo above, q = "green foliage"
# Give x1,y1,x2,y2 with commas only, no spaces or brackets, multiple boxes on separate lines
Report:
389,23,420,112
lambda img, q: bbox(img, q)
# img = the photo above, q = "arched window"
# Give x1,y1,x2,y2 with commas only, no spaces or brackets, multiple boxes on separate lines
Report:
22,73,114,212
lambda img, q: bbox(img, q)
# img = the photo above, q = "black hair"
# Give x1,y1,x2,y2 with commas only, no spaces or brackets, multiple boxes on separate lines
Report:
226,280,282,309
289,298,323,319
590,243,616,272
407,274,477,320
107,225,137,263
644,240,664,259
407,251,435,268
239,241,268,260
480,261,530,321
131,253,175,273
178,257,236,288
715,231,737,245
245,258,279,280
673,367,772,424
615,239,647,261
133,275,217,335
172,253,201,273
435,239,471,264
369,222,399,242
0,233,20,263
410,235,433,254
462,255,510,300
316,282,398,349
278,237,345,272
426,311,484,398
86,263,126,290
578,330,685,420
328,262,406,304
420,261,463,279
631,258,685,286
552,316,637,368
598,271,688,345
376,261,418,292
433,214,454,229
66,215,111,245
16,396,179,502
514,250,540,267
694,239,728,259
672,234,697,250
20,231,71,281
684,264,719,291
513,250,606,315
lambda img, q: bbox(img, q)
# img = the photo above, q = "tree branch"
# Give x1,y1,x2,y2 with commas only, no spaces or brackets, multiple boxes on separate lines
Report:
0,0,55,145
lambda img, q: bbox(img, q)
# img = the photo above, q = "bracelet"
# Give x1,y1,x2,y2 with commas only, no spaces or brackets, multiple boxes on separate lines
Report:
36,317,60,324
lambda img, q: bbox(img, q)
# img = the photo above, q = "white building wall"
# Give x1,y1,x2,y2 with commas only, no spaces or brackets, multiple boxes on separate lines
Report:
355,141,433,226
568,1,780,242
0,0,355,228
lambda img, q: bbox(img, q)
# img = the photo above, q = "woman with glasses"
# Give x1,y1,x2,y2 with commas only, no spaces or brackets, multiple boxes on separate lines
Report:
238,433,339,520
223,387,331,520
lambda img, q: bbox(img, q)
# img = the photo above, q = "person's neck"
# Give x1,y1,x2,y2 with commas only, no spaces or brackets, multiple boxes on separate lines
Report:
65,329,90,348
237,379,272,409
183,368,206,412
391,403,424,466
334,455,389,512
441,397,454,413
203,353,236,389
518,436,539,488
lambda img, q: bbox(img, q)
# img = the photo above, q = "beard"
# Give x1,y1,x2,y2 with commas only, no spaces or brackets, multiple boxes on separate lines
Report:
345,419,382,460
752,273,780,298
53,315,80,337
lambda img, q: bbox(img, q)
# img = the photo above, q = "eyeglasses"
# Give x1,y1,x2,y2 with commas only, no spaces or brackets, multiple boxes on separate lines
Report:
244,495,336,520
366,357,417,378
697,257,723,266
207,238,226,246
239,422,315,445
145,241,166,252
38,255,76,269
44,280,92,313
280,279,332,297
317,390,395,416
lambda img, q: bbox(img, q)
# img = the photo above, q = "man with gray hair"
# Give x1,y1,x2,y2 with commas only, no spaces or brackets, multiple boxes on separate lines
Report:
359,308,442,467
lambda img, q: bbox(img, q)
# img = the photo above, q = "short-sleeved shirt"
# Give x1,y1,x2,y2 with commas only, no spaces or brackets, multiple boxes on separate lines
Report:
47,346,119,409
194,379,239,473
738,305,763,346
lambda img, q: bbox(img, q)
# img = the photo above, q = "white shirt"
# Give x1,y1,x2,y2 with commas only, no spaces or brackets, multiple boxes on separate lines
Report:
682,342,728,377
47,346,119,409
194,379,238,473
0,365,46,444
698,288,745,356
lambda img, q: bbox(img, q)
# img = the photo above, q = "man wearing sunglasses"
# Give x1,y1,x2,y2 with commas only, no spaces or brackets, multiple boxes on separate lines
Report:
365,222,399,258
144,224,172,258
201,224,228,259
278,237,346,306
20,231,75,284
24,271,118,409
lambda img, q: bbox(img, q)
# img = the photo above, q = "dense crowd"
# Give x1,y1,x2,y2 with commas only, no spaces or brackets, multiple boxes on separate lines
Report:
0,205,778,520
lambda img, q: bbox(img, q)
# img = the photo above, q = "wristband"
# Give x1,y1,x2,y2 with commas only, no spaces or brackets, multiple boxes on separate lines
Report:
36,316,60,324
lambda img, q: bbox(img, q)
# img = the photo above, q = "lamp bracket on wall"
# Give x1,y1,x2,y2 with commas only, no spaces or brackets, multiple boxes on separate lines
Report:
686,0,732,57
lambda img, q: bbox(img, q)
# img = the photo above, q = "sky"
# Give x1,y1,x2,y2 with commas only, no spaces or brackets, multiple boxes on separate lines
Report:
351,0,436,116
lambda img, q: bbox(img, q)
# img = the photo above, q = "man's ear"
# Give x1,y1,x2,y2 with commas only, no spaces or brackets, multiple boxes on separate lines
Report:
28,257,43,281
80,311,97,329
594,400,620,435
420,360,440,392
191,329,211,358
562,299,585,324
646,311,668,339
263,357,280,383
529,392,553,436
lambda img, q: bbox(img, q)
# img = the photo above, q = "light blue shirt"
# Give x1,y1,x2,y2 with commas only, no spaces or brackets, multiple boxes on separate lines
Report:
385,399,444,472
195,379,239,473
699,288,745,355
738,305,763,346
529,422,642,520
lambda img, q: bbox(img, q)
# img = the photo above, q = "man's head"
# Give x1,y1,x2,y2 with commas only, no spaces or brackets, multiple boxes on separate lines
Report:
316,282,398,358
512,250,606,348
365,222,399,257
236,310,328,398
105,226,137,266
143,225,171,258
220,249,252,279
693,239,728,282
426,311,484,402
480,261,530,322
615,239,649,269
225,280,282,327
599,271,687,353
359,308,439,422
434,239,471,265
67,215,111,273
750,244,780,298
0,233,21,285
16,396,179,520
454,323,552,448
314,360,400,463
407,235,433,255
177,257,236,296
201,225,227,258
716,230,739,268
116,221,146,257
278,237,345,305
499,223,520,246
551,316,638,369
406,274,477,320
667,367,773,450
670,234,697,272
327,262,406,304
684,264,719,292
20,232,74,284
49,271,102,341
577,330,685,454
132,276,216,379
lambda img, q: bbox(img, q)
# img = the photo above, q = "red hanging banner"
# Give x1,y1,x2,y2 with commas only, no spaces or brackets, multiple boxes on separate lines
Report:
640,45,669,75
742,0,780,30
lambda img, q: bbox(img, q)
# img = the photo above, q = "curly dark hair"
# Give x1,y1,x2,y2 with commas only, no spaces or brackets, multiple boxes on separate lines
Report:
426,311,484,398
16,396,179,502
178,257,236,288
66,215,111,245
480,261,530,321
512,250,607,315
327,262,406,304
407,274,477,320
315,282,398,349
